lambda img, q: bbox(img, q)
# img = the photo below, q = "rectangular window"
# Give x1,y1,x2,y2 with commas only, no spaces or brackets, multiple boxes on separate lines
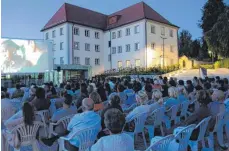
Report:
95,58,100,65
151,43,155,50
126,28,130,36
85,58,90,65
73,57,80,64
74,42,80,50
95,32,99,39
85,43,90,51
117,30,122,38
60,57,64,65
161,27,165,35
60,28,63,35
60,42,64,50
135,25,140,34
53,43,56,51
112,32,116,39
85,30,90,37
53,58,55,66
118,46,122,53
151,25,155,34
126,44,130,52
126,60,130,67
52,30,56,38
74,27,79,35
135,42,140,51
95,45,100,52
170,45,174,52
45,33,49,40
135,59,140,67
118,61,122,68
112,47,116,54
108,54,111,62
170,30,173,37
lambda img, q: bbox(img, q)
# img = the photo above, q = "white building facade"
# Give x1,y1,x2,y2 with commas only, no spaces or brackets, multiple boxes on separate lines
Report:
41,2,179,80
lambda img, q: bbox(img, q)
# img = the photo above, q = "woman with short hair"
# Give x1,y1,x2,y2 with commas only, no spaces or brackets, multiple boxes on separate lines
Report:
91,109,134,151
164,86,179,109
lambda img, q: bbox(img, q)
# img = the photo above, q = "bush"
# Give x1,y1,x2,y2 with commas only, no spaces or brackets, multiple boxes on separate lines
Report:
214,58,229,68
193,64,214,69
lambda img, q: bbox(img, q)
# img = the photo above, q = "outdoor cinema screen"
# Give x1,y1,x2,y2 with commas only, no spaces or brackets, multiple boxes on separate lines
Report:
1,38,52,74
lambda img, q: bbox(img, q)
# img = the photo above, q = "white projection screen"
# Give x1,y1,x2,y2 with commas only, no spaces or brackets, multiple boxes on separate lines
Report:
1,38,53,74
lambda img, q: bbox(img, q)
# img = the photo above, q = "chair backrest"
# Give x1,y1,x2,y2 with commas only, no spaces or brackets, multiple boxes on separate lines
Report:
11,121,42,146
125,93,136,105
56,114,74,129
69,123,100,151
35,109,50,123
195,116,211,141
145,134,174,151
167,105,179,121
213,112,225,132
148,107,165,127
180,101,190,117
126,111,148,134
175,124,196,151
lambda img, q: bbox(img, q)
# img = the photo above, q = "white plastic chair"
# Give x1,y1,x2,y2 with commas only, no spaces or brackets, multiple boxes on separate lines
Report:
49,114,74,138
177,101,190,123
164,105,179,129
6,121,42,151
1,106,16,124
207,112,228,149
35,110,50,138
59,123,100,151
123,112,148,149
189,116,212,151
145,107,165,140
145,134,174,151
170,124,196,151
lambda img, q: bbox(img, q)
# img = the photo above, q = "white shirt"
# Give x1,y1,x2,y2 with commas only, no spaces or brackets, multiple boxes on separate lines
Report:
91,133,134,151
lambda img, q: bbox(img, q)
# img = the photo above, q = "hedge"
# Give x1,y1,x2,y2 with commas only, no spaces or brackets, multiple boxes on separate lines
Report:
214,58,229,69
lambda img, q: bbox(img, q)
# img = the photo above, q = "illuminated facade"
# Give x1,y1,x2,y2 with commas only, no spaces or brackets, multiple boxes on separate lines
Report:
41,2,179,77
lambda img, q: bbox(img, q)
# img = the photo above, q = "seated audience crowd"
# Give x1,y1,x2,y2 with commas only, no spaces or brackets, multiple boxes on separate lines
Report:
1,75,229,151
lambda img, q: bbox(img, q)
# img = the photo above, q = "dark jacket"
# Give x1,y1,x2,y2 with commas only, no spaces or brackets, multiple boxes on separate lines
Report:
31,98,51,111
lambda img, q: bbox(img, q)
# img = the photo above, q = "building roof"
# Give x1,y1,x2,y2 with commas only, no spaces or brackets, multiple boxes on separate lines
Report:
41,2,178,31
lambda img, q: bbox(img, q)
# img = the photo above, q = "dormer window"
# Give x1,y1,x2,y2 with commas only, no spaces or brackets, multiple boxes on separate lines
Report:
108,15,120,25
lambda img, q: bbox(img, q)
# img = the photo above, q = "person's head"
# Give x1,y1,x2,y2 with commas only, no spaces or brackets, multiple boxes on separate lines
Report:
29,86,37,97
1,86,7,93
109,94,121,106
87,84,94,94
63,94,72,108
145,83,152,93
178,80,184,86
80,83,88,94
224,78,228,85
212,90,225,102
104,108,125,134
133,82,142,93
186,80,192,86
82,98,94,111
127,83,133,89
203,82,211,90
75,82,80,90
89,91,102,104
136,90,148,104
36,87,45,99
23,102,35,125
168,86,178,98
196,90,212,105
1,91,6,99
169,80,176,87
152,89,162,101
216,76,220,81
104,83,111,92
117,84,125,93
97,86,107,102
195,85,203,91
65,84,71,91
16,83,21,90
44,83,50,92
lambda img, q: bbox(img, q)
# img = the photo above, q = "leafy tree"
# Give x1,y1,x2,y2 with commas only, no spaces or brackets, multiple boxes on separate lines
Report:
178,30,192,57
191,39,201,58
205,6,229,57
199,0,226,33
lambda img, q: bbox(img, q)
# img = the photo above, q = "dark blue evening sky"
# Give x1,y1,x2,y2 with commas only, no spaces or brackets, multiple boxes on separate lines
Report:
2,0,229,39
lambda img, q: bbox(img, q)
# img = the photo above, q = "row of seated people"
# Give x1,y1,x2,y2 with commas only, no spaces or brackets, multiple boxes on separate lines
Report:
2,76,229,150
